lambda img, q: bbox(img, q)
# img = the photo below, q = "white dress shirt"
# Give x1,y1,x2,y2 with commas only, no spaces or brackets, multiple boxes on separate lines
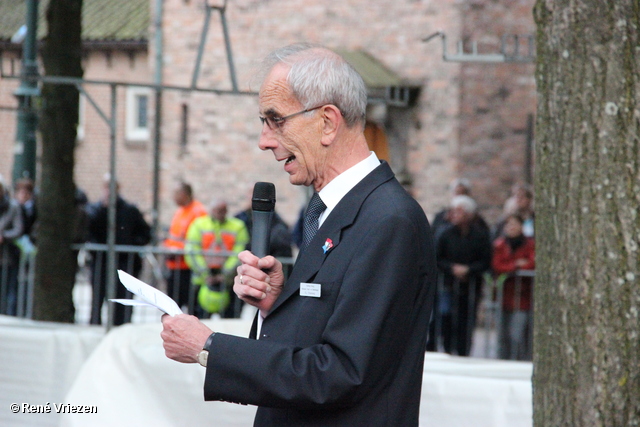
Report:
317,151,380,227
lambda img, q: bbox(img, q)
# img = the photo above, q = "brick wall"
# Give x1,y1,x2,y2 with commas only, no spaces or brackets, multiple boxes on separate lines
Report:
0,0,537,235
74,49,152,210
0,52,20,186
159,0,466,228
457,0,537,224
0,48,152,215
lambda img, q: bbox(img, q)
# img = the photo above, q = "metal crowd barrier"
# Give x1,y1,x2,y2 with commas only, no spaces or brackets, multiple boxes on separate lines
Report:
490,269,535,361
428,270,535,360
0,243,296,326
1,242,534,359
0,243,35,318
427,274,482,357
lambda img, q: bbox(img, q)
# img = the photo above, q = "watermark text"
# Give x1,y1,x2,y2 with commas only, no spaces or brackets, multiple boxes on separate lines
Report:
10,403,97,414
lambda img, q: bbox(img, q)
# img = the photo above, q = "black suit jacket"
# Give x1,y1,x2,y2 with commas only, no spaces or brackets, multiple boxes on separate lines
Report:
204,162,437,426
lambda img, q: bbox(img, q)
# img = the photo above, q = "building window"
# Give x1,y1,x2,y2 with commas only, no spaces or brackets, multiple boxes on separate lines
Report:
126,86,151,142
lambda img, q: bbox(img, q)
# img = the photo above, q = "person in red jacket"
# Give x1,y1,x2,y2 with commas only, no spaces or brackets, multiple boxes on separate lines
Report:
492,213,535,360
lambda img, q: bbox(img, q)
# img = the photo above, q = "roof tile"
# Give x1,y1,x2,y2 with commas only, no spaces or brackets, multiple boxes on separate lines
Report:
0,0,148,42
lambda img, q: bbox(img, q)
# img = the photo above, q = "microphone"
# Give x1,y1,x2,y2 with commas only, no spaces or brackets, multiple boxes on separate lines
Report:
251,182,275,258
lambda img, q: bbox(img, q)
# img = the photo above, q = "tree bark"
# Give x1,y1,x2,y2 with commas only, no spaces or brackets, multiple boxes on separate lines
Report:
533,0,640,425
33,0,83,322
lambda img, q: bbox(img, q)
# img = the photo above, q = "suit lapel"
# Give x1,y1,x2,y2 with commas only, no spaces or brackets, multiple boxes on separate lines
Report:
267,162,395,315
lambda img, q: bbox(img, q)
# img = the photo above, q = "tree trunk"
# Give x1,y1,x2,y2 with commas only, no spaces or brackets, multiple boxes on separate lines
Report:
33,0,83,322
533,0,640,425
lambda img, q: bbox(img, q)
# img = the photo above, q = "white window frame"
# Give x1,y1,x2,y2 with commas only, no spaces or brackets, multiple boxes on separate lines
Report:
125,86,152,142
76,93,85,141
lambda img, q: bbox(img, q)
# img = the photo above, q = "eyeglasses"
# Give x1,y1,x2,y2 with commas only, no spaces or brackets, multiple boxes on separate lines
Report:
259,105,325,130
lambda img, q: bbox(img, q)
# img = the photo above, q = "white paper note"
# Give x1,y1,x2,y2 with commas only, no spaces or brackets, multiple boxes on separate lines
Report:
109,270,183,316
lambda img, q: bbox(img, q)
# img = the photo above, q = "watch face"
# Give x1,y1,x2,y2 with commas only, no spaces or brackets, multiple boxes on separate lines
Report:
198,350,209,367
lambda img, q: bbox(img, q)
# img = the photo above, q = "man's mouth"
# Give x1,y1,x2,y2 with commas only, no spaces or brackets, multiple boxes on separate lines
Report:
285,155,296,165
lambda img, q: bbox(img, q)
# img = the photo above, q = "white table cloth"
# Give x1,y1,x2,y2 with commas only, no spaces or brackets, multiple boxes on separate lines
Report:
0,315,532,427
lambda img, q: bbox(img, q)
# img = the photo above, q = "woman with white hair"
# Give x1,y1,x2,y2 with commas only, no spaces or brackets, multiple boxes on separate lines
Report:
432,194,492,356
430,179,489,244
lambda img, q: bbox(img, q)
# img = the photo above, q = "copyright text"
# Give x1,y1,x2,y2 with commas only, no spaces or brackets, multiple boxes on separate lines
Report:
10,403,97,414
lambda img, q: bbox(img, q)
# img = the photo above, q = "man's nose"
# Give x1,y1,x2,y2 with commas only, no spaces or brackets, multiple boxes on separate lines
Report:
258,125,278,151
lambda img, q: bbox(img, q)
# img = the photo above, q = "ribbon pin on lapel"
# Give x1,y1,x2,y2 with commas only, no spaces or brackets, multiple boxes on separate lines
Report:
322,238,334,254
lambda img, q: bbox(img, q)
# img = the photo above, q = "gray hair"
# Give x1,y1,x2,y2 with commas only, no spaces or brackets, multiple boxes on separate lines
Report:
450,195,477,214
261,43,367,128
449,178,471,193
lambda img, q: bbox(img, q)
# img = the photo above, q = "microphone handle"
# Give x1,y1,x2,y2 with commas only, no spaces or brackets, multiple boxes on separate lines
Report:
251,210,273,258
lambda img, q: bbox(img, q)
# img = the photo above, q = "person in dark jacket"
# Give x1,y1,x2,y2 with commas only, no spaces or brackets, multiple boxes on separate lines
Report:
87,176,151,325
0,176,24,316
431,178,489,244
14,178,37,242
160,44,436,426
434,195,491,356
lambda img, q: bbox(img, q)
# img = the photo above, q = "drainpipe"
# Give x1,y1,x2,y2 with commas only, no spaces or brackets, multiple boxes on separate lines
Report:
151,0,163,244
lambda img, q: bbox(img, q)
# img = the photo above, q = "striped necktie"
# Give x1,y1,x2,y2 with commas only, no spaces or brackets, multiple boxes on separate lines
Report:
301,192,326,251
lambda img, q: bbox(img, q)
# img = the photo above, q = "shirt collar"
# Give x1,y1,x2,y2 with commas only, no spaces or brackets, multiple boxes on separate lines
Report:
317,152,380,226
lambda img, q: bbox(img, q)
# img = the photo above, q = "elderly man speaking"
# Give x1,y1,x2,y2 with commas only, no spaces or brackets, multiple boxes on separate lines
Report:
161,43,436,426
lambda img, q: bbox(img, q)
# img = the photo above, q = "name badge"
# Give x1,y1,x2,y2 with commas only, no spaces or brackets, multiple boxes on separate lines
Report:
300,282,321,298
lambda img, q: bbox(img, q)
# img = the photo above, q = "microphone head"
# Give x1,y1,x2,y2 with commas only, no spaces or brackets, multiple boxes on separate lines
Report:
252,182,276,212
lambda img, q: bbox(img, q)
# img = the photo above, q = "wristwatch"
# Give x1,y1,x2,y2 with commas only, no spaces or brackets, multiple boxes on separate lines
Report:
198,332,216,367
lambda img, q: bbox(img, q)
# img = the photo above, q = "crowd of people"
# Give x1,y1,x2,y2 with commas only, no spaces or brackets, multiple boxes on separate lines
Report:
428,179,536,360
0,173,295,326
0,172,535,359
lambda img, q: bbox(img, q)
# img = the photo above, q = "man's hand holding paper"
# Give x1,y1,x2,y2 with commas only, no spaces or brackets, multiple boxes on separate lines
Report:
161,314,214,364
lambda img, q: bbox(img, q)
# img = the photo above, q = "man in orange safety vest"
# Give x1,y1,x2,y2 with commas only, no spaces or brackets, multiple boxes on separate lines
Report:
163,182,207,312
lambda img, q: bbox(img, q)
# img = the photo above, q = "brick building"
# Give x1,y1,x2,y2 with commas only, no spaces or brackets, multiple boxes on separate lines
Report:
0,0,536,235
0,0,152,212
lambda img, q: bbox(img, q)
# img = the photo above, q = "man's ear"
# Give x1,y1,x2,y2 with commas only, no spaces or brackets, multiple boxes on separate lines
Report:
320,104,342,147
